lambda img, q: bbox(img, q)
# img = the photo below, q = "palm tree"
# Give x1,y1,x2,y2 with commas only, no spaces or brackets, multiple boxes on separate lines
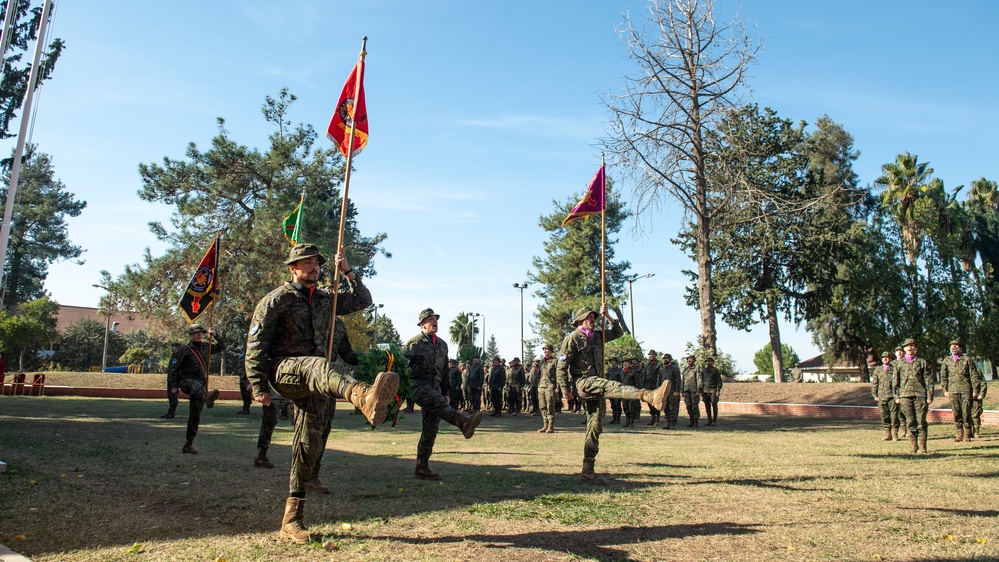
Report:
875,152,934,266
448,311,478,349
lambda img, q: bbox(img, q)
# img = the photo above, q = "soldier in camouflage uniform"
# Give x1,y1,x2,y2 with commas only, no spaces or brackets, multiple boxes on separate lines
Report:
556,305,671,484
507,358,526,415
893,338,934,455
465,356,484,412
537,344,559,433
701,356,724,426
169,324,223,454
403,308,484,480
488,357,506,416
621,358,642,427
892,346,909,438
448,359,464,408
528,359,541,415
605,358,623,424
244,243,400,543
971,376,988,438
642,350,663,425
681,355,702,428
940,338,985,443
160,343,182,419
872,351,898,441
659,353,682,429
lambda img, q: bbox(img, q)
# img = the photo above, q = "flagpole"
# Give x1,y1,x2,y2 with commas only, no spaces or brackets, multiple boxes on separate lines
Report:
328,36,367,359
600,154,606,378
206,235,220,388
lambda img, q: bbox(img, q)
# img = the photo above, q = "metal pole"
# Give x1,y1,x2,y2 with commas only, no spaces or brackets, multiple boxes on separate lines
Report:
628,278,635,336
101,311,110,372
513,283,528,360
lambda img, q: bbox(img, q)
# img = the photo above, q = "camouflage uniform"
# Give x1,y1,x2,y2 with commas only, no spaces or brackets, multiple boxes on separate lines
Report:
701,363,724,425
527,361,541,415
620,362,642,426
605,363,624,424
641,357,663,425
403,309,481,479
659,357,682,429
464,360,484,412
681,361,702,427
537,352,559,432
448,363,464,409
971,380,988,438
169,327,224,451
244,271,372,497
161,343,181,418
893,342,934,454
506,362,526,415
940,345,984,441
871,355,898,440
488,363,506,416
556,310,667,483
891,349,909,436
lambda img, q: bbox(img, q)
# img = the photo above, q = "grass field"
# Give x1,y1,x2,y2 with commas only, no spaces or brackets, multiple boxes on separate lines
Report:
1,396,997,561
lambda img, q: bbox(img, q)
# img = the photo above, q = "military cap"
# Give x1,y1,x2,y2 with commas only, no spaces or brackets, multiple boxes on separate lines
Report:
417,308,440,325
188,323,205,334
647,349,657,356
609,356,619,362
881,351,893,359
949,338,962,347
901,338,917,347
284,243,327,266
511,357,521,364
572,307,597,324
894,345,904,352
663,353,673,360
542,344,554,351
705,356,715,362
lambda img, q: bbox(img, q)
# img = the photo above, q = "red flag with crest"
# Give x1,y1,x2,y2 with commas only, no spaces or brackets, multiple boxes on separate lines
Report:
562,165,605,227
178,237,219,323
326,61,368,158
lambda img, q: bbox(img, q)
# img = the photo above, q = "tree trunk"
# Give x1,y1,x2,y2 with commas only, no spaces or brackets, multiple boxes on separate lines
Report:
767,296,784,383
696,208,717,355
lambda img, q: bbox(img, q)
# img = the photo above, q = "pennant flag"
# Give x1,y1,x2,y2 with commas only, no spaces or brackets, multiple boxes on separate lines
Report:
283,200,304,246
326,61,368,158
562,165,606,227
178,238,219,323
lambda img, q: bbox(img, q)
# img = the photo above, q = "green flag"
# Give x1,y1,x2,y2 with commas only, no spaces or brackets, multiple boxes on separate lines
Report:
283,200,304,246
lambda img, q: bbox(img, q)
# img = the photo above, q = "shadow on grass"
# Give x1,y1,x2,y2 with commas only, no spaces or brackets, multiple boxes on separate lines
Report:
899,507,999,517
365,521,760,561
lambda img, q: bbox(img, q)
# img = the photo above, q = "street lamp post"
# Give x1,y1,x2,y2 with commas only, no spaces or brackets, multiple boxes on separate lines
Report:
625,273,654,341
513,283,528,361
467,312,479,349
368,303,384,344
93,283,112,372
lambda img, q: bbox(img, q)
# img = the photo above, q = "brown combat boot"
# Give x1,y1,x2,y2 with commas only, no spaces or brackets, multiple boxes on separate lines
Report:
345,371,399,426
639,379,672,413
306,478,331,494
882,428,892,441
963,427,972,442
918,435,928,455
254,446,274,468
954,427,964,442
455,410,483,439
182,439,197,455
891,427,899,441
415,460,440,480
973,424,981,439
909,436,918,454
546,422,555,434
204,388,220,409
280,497,313,543
580,460,607,485
899,426,908,439
537,423,548,433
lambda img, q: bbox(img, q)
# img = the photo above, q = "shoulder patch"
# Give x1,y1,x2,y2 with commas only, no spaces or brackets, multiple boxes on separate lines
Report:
558,353,567,362
250,323,260,336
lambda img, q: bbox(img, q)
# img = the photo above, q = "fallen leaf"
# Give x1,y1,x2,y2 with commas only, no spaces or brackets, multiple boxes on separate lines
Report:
125,542,143,554
60,473,67,478
977,537,988,544
942,534,953,541
341,523,352,531
29,480,37,486
397,487,405,493
323,541,338,551
15,534,25,540
214,557,228,562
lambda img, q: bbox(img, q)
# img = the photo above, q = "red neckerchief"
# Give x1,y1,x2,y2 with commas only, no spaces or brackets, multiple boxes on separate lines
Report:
431,334,438,347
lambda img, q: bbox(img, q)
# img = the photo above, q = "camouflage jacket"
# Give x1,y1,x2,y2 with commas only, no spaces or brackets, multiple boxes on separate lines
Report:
403,332,449,385
702,366,724,393
169,335,225,387
940,354,985,395
538,357,558,388
507,365,526,388
449,367,463,389
555,321,624,391
621,366,640,387
489,365,507,388
681,364,702,393
659,361,681,392
893,356,934,401
527,364,541,387
871,364,895,400
244,277,371,396
605,366,623,383
464,363,485,388
641,360,662,390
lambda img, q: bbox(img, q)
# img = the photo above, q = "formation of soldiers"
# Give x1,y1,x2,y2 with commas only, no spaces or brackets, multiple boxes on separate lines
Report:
872,337,987,454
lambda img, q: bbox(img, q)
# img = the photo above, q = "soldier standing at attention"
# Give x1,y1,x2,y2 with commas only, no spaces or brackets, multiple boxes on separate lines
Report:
893,338,934,455
621,358,642,427
171,324,223,454
488,357,506,417
465,356,484,412
528,359,542,415
892,346,908,438
659,353,682,429
403,308,484,481
681,355,702,428
940,338,985,443
872,351,898,441
970,377,988,438
605,358,623,424
507,357,526,415
556,305,671,484
448,359,463,408
245,243,399,543
701,356,724,426
537,344,559,433
642,350,663,426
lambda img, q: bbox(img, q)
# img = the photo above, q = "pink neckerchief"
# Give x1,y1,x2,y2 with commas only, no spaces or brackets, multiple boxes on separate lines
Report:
905,355,915,363
952,354,960,361
883,364,890,371
579,327,594,340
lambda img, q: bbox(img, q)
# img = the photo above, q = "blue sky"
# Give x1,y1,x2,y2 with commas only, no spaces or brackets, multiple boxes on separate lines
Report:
8,0,998,373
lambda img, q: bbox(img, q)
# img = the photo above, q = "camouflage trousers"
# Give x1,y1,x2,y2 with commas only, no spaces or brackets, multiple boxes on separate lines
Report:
898,397,929,438
972,398,984,430
467,386,482,412
269,355,357,496
682,391,700,423
412,378,461,462
948,392,973,430
703,391,719,421
539,383,557,427
623,399,641,417
572,376,643,462
877,398,899,428
257,393,293,448
178,378,207,441
665,394,681,423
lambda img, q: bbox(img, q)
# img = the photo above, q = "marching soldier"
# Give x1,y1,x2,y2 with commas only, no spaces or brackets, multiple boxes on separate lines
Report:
939,338,985,443
170,324,223,454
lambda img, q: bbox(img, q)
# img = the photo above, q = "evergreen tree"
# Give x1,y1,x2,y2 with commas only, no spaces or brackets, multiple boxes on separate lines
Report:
753,343,800,376
484,334,499,363
0,296,57,370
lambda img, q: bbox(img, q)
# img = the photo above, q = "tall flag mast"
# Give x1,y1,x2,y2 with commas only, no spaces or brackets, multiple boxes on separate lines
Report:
325,37,369,358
